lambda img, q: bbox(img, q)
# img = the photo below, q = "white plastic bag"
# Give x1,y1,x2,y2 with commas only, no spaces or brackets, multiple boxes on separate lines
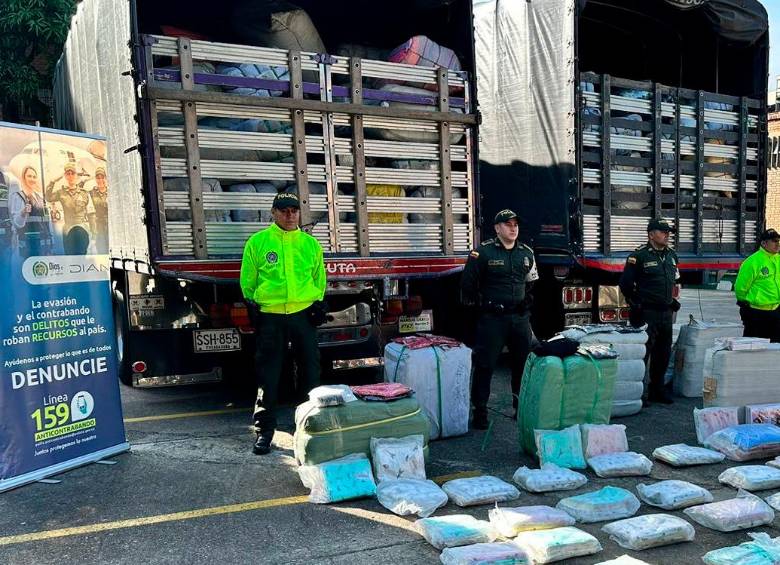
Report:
512,464,587,493
415,514,498,550
513,526,602,563
636,480,713,510
764,491,780,511
534,425,586,469
488,505,576,536
375,479,448,518
683,490,775,532
580,424,629,459
298,453,377,504
719,465,780,491
307,384,357,407
694,406,740,445
370,435,426,483
706,424,780,461
556,486,640,523
601,514,695,550
439,542,528,565
587,452,652,478
652,443,725,466
702,532,780,565
441,475,520,507
595,556,651,565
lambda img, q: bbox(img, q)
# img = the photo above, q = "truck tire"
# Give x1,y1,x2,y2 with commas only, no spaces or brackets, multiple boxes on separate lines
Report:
113,293,133,386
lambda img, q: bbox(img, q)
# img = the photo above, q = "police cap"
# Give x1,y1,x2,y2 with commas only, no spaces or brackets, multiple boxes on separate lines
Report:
647,218,675,233
494,209,518,224
63,163,77,174
760,228,780,242
272,192,300,210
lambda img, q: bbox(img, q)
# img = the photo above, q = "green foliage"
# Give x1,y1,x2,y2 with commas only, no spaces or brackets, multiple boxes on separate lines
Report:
0,0,76,117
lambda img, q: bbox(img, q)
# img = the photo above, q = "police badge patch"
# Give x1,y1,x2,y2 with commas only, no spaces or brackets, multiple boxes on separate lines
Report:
762,266,770,276
266,251,278,264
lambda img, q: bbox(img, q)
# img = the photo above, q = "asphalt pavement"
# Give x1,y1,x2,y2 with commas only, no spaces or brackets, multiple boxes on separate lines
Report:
3,288,776,565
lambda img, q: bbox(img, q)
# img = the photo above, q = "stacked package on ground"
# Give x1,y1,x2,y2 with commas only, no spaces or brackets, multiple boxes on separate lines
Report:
293,396,430,465
384,337,471,439
703,343,780,407
561,325,647,417
673,319,743,398
518,347,617,456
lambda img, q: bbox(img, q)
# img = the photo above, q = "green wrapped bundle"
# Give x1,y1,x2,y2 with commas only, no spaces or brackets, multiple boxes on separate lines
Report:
519,352,618,455
294,397,431,466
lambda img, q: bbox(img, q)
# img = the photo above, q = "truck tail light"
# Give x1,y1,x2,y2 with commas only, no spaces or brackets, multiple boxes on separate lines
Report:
585,288,593,302
229,303,252,331
599,309,618,322
564,288,574,304
618,308,631,320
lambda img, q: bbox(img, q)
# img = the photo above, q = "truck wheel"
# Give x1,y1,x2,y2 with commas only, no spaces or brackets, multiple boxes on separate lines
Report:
113,295,133,386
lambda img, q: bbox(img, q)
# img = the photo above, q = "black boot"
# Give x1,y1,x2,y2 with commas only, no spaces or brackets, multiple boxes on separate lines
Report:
648,389,674,405
253,431,274,455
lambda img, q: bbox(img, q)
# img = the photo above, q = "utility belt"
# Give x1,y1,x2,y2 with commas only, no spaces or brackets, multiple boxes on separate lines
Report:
484,301,527,315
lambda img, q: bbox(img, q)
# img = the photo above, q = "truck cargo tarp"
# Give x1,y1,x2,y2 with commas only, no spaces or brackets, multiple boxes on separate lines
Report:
474,0,576,252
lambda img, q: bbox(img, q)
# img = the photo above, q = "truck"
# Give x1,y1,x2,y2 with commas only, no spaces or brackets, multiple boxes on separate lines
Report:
474,0,769,338
54,0,479,386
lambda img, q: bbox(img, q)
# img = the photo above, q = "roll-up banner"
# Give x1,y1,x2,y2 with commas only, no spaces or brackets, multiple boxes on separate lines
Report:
0,121,128,492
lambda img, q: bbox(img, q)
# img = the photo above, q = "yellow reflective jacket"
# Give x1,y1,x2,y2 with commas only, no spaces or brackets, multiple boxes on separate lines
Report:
240,223,326,314
735,247,780,311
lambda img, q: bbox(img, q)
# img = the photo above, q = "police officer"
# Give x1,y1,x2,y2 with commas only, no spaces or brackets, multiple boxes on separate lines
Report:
240,192,327,455
45,162,96,253
90,167,109,253
461,209,538,430
619,218,681,405
735,229,780,342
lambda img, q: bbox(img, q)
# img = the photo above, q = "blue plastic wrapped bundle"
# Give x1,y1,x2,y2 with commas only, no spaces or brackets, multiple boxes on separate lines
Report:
556,486,640,523
706,424,780,461
415,514,497,550
298,453,376,504
702,533,780,564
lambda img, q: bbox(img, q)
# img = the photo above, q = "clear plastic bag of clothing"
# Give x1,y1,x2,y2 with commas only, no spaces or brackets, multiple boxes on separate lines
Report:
683,490,775,532
488,505,576,537
513,526,602,563
298,453,377,504
706,424,780,461
439,542,528,565
718,465,780,491
370,434,426,483
601,513,695,550
702,533,780,565
595,557,651,565
556,486,640,523
652,443,725,466
587,452,653,478
693,406,740,445
375,478,448,518
636,480,713,510
307,384,357,407
441,475,520,507
512,464,588,493
534,425,586,469
415,514,497,550
580,424,629,459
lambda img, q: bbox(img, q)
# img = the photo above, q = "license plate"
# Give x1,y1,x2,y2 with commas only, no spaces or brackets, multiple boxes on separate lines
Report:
564,312,592,327
398,310,433,334
193,329,241,352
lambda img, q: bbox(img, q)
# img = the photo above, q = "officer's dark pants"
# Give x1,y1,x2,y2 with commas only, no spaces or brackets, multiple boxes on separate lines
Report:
741,306,780,343
253,310,320,433
643,309,674,397
472,312,532,414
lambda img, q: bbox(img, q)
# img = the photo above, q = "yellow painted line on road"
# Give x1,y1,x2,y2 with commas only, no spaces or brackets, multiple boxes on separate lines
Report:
0,471,483,547
123,407,250,423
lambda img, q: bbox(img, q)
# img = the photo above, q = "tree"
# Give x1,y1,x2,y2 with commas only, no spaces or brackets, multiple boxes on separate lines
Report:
0,0,76,124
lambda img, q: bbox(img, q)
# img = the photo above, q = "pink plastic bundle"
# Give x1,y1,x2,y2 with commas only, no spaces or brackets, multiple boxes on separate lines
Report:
392,333,462,350
351,382,413,402
387,36,462,91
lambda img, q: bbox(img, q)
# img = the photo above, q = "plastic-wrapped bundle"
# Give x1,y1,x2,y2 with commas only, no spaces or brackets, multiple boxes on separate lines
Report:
226,182,277,223
415,514,497,550
601,514,695,550
375,479,448,518
611,400,643,418
307,384,357,407
370,85,465,144
595,557,651,565
652,443,725,466
587,452,652,478
703,345,780,407
164,177,231,222
702,533,780,565
556,486,640,523
535,425,586,469
611,343,646,360
439,542,528,565
674,319,743,398
560,325,648,345
441,476,520,507
512,464,587,493
488,505,575,536
612,382,643,403
580,424,628,459
370,435,426,483
388,35,461,78
298,454,376,504
694,406,740,445
636,480,713,510
706,424,780,461
616,360,646,382
230,4,326,54
718,465,780,491
746,403,780,425
683,490,775,532
513,527,602,563
764,491,780,511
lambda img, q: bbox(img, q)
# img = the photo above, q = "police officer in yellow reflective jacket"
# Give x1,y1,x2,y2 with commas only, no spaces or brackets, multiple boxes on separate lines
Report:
461,209,538,430
240,192,327,455
735,228,780,342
